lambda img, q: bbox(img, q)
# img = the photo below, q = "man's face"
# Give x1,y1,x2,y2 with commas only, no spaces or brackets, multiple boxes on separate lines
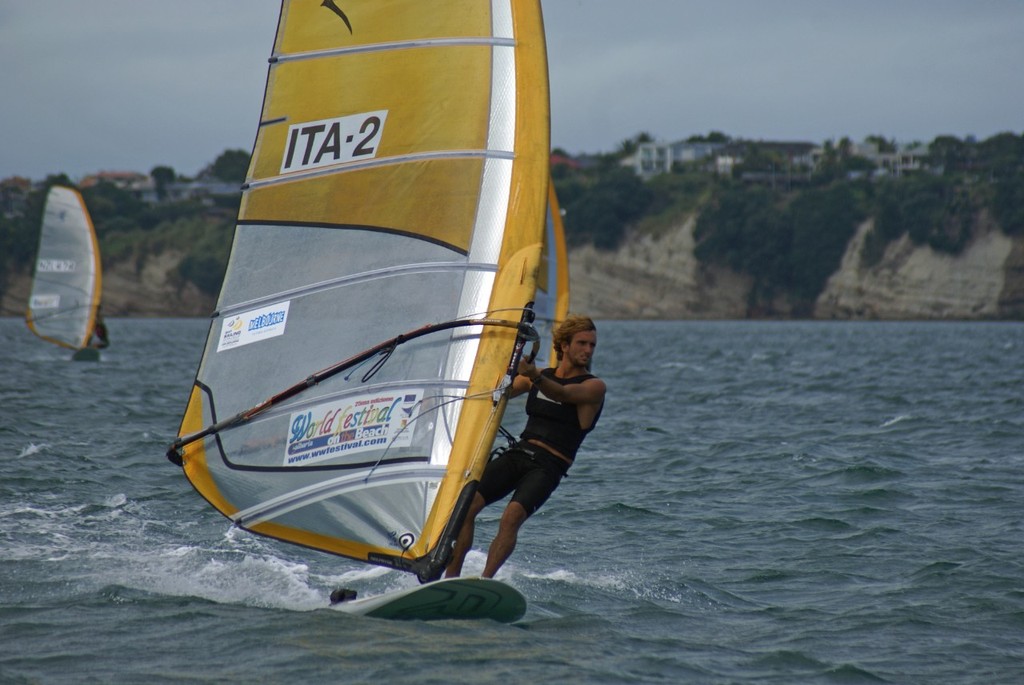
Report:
562,330,596,369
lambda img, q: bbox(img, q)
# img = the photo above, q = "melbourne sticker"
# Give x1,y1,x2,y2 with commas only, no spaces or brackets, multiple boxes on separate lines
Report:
284,390,422,466
280,110,388,174
217,301,290,352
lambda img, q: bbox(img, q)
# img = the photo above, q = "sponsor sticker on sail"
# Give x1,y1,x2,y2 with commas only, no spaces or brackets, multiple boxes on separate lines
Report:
37,259,76,272
285,390,422,466
30,294,61,309
280,110,388,174
217,301,291,352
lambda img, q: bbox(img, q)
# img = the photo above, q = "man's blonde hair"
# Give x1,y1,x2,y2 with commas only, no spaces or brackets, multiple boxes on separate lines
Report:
553,315,596,362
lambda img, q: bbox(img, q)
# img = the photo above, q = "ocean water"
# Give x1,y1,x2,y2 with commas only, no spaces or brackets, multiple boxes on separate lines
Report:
1,317,1022,684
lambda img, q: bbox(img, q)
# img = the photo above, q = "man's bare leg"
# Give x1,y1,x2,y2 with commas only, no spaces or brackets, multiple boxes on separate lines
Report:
482,501,528,578
445,493,486,578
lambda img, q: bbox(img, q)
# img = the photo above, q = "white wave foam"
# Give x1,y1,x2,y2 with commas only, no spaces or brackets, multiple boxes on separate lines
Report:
659,361,705,372
125,545,329,611
104,493,128,508
17,443,47,458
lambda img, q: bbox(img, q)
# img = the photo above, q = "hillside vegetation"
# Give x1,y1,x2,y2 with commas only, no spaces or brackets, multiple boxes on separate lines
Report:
553,131,1024,315
2,133,1023,318
0,152,246,307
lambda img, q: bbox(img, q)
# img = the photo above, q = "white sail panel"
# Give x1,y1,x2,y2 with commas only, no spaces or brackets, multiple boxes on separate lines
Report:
171,0,549,582
26,186,101,351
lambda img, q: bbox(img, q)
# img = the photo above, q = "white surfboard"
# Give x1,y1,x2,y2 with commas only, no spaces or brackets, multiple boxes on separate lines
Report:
330,577,526,622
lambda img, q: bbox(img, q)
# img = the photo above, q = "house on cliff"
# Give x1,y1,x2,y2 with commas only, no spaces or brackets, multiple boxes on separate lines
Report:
632,140,726,177
80,170,157,201
0,176,32,217
630,137,931,180
78,170,238,206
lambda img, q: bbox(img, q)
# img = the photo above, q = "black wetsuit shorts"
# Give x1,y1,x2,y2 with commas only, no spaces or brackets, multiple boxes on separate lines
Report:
477,441,570,516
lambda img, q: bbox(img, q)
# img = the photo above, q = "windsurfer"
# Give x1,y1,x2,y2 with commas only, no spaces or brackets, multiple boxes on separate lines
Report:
445,315,606,579
91,308,110,349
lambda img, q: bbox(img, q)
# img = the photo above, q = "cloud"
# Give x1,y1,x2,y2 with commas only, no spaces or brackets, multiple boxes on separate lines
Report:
2,1,1022,179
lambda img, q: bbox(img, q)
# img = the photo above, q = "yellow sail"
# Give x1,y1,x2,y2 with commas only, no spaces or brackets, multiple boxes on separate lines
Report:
535,176,570,366
170,0,549,582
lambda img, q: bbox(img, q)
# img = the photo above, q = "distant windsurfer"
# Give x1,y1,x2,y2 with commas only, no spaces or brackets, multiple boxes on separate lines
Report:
445,315,606,579
90,308,110,349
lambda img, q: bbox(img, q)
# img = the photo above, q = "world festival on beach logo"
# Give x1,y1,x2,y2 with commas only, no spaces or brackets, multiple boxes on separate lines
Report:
284,390,423,466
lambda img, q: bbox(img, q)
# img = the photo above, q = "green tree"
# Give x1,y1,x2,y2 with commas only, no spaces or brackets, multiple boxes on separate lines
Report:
694,183,782,275
837,137,853,160
687,131,731,143
695,180,866,312
562,166,653,249
928,135,969,174
977,132,1024,180
873,175,973,254
785,183,864,304
815,139,841,182
992,174,1024,235
616,132,655,157
865,135,896,153
81,181,146,238
151,165,176,200
207,149,250,184
734,143,788,177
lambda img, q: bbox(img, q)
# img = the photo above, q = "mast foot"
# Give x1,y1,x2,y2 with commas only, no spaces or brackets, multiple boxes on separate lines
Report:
330,588,358,604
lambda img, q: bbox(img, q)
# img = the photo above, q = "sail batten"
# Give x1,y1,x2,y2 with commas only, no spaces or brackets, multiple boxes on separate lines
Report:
171,0,549,582
214,261,500,318
243,149,516,191
272,36,518,64
206,378,465,440
234,464,447,527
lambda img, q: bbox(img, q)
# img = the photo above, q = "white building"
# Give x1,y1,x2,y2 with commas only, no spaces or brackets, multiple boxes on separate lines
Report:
633,140,725,177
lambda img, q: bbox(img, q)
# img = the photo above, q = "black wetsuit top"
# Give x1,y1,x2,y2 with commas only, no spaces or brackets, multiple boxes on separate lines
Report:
519,368,603,462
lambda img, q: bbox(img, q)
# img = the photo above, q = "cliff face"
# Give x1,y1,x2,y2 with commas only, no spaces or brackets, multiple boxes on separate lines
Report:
2,250,215,318
996,238,1024,318
99,251,215,316
5,220,1023,320
568,217,750,319
568,215,1024,320
815,217,1017,319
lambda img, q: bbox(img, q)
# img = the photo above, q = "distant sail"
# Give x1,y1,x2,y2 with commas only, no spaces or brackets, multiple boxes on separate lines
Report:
169,1,550,583
25,186,102,351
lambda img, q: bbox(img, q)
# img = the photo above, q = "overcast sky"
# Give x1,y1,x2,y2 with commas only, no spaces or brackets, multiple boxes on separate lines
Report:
3,1,1022,181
